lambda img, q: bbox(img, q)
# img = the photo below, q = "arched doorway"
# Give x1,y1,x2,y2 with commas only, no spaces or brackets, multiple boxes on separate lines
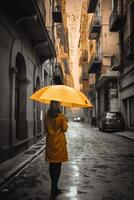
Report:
15,53,27,139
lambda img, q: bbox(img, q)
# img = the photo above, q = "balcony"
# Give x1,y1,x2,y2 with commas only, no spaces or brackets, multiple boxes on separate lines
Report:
111,54,121,71
87,0,98,13
53,64,63,84
124,32,134,60
89,16,101,40
88,53,102,73
96,71,118,89
0,0,56,62
109,9,122,32
52,5,62,23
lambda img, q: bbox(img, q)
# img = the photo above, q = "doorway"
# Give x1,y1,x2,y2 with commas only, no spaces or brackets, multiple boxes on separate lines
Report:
15,53,27,139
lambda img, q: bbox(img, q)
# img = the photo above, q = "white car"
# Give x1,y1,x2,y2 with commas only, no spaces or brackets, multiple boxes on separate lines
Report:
73,117,81,122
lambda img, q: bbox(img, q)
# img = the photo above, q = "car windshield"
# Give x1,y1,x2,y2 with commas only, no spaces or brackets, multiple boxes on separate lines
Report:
106,112,122,119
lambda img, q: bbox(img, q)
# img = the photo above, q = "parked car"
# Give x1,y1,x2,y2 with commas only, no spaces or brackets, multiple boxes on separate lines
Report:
99,112,125,132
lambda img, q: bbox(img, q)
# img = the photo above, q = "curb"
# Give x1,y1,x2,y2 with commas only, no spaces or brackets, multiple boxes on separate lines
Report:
0,138,46,189
91,126,134,141
114,133,134,141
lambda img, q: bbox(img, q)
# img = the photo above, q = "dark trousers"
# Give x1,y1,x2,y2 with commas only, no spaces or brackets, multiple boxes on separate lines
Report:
49,162,62,191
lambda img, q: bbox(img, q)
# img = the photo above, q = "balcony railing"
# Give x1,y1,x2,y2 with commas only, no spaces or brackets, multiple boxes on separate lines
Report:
124,32,134,60
109,9,122,32
52,5,62,23
96,71,118,88
89,16,101,40
111,54,121,71
88,53,102,73
87,0,98,13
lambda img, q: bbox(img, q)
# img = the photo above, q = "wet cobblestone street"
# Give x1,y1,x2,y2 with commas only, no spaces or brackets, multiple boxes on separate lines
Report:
1,122,134,200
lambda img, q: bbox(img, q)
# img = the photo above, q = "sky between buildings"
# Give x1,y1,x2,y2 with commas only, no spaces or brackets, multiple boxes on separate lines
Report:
66,0,83,90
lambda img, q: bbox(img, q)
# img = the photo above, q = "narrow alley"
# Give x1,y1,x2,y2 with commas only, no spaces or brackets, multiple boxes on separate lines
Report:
0,0,134,199
1,122,134,200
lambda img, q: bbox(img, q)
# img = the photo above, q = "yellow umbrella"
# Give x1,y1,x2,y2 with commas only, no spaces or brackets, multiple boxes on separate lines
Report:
30,85,93,108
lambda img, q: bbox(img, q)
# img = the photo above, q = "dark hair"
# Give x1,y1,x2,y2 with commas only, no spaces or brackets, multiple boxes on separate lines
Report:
47,100,61,117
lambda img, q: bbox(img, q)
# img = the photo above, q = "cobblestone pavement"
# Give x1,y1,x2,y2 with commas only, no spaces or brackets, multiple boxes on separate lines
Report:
1,122,134,200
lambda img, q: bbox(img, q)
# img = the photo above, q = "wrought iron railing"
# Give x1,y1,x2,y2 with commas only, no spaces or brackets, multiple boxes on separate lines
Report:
89,16,102,39
88,53,102,73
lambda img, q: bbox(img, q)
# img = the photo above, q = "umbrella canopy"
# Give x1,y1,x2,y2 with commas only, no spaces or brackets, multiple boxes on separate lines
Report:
30,85,93,108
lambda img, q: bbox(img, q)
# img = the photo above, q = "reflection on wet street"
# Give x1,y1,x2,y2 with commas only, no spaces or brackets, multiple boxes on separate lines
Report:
1,122,134,200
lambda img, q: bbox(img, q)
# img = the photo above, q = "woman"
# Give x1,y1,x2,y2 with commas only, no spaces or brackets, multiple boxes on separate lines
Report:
44,100,68,198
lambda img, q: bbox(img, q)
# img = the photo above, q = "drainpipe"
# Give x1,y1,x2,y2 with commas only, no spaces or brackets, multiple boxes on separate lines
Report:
118,0,124,111
119,0,124,70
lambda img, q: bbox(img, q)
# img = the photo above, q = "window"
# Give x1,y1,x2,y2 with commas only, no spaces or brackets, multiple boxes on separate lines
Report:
15,53,27,139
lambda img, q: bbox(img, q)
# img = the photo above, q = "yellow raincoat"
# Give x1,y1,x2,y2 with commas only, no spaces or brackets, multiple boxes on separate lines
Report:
44,113,68,163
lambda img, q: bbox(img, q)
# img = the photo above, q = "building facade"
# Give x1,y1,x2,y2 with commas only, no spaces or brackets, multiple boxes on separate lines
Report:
87,0,134,131
78,0,91,123
109,0,134,131
53,0,74,87
87,0,120,125
0,0,56,163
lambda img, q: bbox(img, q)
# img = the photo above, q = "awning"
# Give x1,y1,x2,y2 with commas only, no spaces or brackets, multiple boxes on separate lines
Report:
0,0,56,63
96,71,119,89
